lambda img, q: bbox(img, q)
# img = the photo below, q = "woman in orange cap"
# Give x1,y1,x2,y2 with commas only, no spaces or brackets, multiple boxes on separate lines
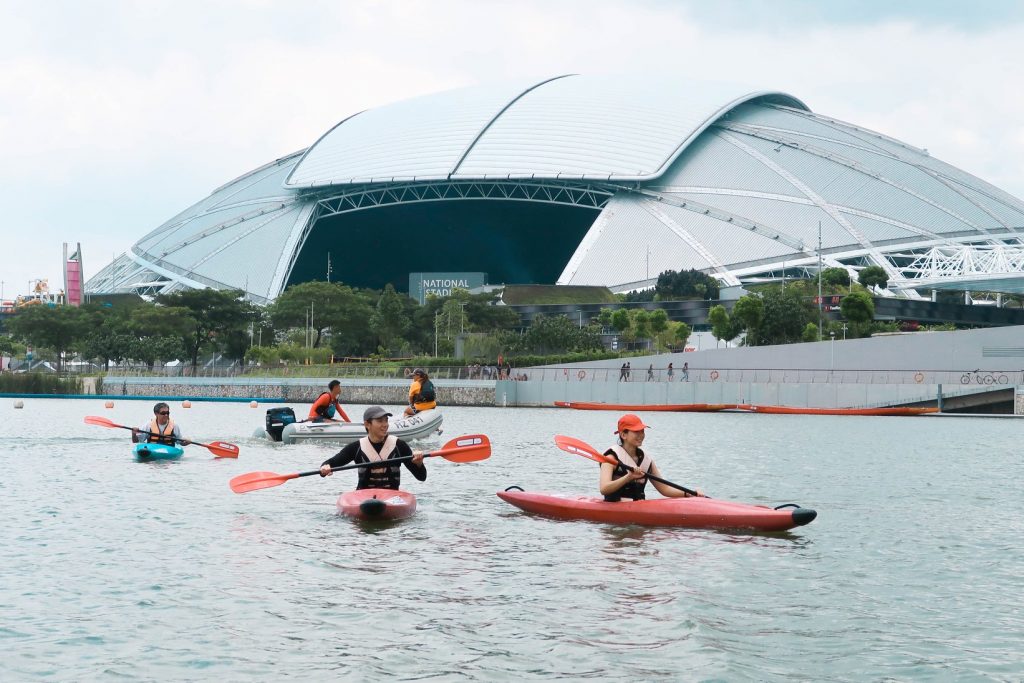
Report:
599,414,704,502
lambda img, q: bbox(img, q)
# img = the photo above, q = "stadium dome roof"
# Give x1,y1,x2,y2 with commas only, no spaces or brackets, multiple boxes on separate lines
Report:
87,75,1024,303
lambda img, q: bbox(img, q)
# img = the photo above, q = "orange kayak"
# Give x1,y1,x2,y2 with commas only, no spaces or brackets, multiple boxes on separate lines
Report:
497,490,816,531
336,488,417,520
554,401,726,412
729,405,938,416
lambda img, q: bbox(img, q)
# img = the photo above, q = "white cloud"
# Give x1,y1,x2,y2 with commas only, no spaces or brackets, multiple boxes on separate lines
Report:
1,0,1023,294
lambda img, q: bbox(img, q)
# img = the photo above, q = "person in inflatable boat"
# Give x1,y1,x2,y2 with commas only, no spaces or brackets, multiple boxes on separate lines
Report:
131,402,191,446
600,414,704,502
319,405,426,490
404,368,437,416
308,379,351,423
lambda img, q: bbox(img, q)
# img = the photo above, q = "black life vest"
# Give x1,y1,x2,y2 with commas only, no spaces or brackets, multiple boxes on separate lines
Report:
417,379,436,402
313,392,337,419
603,445,652,502
355,435,402,490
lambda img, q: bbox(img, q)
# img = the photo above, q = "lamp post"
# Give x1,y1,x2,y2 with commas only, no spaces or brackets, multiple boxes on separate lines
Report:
434,312,441,358
830,331,835,375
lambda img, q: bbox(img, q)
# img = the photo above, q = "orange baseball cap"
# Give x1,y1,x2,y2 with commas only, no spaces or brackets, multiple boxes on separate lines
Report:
615,414,650,434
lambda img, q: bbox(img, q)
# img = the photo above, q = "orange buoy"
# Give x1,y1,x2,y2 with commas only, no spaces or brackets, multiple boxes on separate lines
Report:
104,400,114,409
182,400,192,408
249,400,258,408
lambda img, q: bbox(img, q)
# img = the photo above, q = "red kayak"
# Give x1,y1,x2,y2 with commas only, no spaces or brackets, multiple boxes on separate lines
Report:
336,489,417,521
497,489,816,531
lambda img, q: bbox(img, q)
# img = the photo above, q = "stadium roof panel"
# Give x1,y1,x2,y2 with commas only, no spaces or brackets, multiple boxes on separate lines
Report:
284,75,808,187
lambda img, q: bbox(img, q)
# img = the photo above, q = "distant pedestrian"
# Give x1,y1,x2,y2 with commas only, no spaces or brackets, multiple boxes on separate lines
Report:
667,363,674,381
619,363,628,382
681,362,689,382
646,364,654,381
625,362,632,381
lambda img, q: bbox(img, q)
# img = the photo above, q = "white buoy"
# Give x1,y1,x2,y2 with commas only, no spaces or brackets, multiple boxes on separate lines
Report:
182,400,192,408
14,400,24,409
104,400,114,409
249,400,258,408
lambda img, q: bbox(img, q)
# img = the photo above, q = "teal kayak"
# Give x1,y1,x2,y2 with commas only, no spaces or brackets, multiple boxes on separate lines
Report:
134,443,184,460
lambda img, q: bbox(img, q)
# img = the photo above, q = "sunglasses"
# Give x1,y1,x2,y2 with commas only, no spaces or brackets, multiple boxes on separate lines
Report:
158,411,170,415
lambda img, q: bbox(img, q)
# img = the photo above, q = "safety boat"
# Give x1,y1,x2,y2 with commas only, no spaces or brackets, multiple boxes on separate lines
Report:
133,443,184,460
497,489,817,531
337,489,417,521
270,409,444,445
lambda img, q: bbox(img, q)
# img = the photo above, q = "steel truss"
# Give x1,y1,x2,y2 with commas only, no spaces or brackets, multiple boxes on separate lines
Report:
898,244,1024,280
312,179,615,218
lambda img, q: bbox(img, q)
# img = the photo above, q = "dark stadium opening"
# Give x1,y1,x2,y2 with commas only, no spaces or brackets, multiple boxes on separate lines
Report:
286,200,599,291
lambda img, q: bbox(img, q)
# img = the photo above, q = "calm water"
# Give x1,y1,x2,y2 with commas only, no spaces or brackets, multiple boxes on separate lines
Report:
1,398,1021,681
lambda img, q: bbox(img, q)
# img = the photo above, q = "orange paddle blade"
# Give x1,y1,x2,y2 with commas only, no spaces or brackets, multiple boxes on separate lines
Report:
553,435,615,464
84,415,124,429
229,470,298,494
204,441,240,458
429,434,491,462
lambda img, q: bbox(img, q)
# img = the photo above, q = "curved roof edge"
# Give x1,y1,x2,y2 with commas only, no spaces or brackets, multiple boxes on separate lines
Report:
282,76,810,188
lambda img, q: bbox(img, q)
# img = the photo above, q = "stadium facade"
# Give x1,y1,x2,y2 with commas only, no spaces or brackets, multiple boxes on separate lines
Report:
86,74,1024,304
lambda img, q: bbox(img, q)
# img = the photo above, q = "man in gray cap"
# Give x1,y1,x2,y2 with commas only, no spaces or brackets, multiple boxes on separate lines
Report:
319,405,426,490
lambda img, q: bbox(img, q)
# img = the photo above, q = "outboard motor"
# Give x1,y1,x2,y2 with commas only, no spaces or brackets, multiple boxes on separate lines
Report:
265,407,296,442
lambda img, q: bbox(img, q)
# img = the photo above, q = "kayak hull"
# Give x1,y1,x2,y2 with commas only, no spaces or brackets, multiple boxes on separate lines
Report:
554,401,726,412
337,488,417,521
280,409,443,444
730,404,938,416
133,443,184,460
497,490,816,531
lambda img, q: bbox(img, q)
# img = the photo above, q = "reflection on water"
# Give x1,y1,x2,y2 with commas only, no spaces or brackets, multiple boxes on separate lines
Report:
0,400,1021,681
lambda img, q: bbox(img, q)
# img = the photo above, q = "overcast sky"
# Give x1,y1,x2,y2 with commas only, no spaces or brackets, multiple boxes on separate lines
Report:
2,0,1024,299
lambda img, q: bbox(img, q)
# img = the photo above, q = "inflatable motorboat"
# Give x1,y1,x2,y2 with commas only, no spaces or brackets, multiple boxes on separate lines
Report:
261,407,443,445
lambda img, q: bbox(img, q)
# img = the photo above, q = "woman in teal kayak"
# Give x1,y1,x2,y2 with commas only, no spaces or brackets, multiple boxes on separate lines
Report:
319,405,426,490
131,402,191,446
600,414,703,502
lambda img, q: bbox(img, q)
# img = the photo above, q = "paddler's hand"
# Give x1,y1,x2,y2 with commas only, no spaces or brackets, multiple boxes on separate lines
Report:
689,488,705,497
181,439,192,446
320,465,333,477
627,467,646,481
131,428,139,441
411,450,424,465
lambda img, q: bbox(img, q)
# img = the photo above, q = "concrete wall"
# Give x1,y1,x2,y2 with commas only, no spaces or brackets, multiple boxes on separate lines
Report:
110,377,495,406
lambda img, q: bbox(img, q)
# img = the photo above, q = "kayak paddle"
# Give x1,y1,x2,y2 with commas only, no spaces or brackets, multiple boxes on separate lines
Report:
84,415,240,458
229,433,491,494
553,434,704,497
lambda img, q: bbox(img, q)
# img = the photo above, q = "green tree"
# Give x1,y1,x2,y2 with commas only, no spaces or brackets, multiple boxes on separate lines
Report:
156,289,254,372
597,308,615,329
610,308,631,333
731,295,764,345
370,284,412,354
649,309,669,336
802,322,820,342
755,288,809,345
270,281,373,351
516,314,603,355
840,291,875,337
858,265,889,290
707,304,739,346
6,304,90,371
654,269,720,300
820,267,851,288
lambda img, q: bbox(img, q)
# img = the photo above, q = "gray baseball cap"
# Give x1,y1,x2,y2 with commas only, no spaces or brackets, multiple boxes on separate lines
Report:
363,405,392,421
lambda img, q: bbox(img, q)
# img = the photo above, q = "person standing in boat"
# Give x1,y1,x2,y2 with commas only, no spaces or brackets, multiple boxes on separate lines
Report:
319,406,426,490
404,368,437,416
131,402,191,446
308,379,351,423
599,414,703,501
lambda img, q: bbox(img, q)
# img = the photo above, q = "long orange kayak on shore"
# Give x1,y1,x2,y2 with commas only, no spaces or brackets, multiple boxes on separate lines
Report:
728,405,939,416
553,401,726,412
554,401,937,416
497,490,817,531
